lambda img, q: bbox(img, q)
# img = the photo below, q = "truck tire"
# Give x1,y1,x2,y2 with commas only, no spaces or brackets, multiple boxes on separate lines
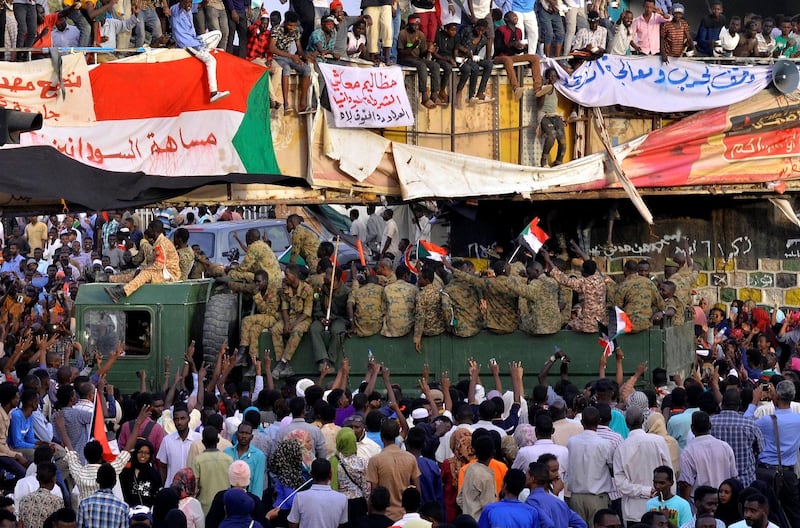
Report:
203,293,238,365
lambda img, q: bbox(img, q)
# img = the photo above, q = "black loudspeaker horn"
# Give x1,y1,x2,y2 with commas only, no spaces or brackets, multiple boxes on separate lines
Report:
773,59,800,95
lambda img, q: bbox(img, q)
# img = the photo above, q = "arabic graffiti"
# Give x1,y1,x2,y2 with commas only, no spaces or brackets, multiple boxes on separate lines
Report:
317,63,415,128
589,230,753,261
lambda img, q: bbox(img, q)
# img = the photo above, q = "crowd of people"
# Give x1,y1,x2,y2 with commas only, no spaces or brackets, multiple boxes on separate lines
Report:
3,206,800,528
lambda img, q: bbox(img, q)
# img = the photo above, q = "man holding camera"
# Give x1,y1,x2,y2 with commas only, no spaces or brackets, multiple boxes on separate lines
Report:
745,381,800,528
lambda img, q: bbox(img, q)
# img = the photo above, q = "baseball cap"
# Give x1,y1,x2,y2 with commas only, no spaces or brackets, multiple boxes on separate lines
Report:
672,3,684,13
587,10,600,20
260,13,268,18
664,258,679,268
330,0,343,8
128,506,153,522
322,15,335,23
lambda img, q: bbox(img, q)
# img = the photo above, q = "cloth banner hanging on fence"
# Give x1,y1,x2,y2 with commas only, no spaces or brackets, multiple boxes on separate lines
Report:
549,55,775,112
318,63,414,128
0,53,95,126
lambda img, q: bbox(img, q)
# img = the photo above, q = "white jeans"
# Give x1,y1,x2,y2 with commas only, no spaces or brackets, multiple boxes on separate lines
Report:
187,30,222,93
513,9,539,54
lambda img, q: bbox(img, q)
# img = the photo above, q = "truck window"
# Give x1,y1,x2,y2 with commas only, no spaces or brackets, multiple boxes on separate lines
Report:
264,226,290,253
84,309,152,357
185,232,215,259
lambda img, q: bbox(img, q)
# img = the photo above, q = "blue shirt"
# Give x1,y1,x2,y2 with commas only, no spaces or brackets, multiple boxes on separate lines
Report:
510,0,534,13
416,455,442,505
9,408,35,449
479,499,542,528
526,488,587,528
169,4,203,49
667,407,698,450
645,495,693,527
1,255,24,279
224,445,266,496
745,405,800,466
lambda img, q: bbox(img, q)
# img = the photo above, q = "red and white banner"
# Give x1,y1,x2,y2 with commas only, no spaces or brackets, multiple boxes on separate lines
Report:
318,63,414,128
0,53,95,125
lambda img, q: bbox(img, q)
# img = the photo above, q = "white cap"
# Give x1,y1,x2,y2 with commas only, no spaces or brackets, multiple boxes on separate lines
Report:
296,378,314,397
411,408,429,421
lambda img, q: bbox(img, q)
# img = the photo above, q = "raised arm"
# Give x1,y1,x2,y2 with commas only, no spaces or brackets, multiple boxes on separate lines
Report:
441,370,453,413
467,358,480,404
489,359,503,394
615,348,625,387
382,365,409,437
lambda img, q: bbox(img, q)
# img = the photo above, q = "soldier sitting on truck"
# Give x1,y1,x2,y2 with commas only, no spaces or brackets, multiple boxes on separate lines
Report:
270,263,314,379
104,220,181,303
229,228,282,289
238,270,280,358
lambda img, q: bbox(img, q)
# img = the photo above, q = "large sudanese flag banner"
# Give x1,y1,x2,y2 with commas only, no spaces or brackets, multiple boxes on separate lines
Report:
15,51,280,176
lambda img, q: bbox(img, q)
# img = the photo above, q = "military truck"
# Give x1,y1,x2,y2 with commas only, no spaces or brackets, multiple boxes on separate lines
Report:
73,279,696,394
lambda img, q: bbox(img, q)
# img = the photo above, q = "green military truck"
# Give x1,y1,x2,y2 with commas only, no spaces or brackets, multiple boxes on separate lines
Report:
74,279,696,394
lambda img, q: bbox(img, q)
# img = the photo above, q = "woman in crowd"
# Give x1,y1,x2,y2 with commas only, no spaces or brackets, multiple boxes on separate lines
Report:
330,427,370,526
441,428,473,523
173,468,205,528
120,439,163,508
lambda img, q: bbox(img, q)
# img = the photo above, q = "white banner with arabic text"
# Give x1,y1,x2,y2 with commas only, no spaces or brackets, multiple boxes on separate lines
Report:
0,53,95,126
318,63,414,128
549,56,774,112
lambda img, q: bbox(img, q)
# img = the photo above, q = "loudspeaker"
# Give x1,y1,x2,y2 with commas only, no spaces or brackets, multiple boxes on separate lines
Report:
773,59,800,95
0,109,43,146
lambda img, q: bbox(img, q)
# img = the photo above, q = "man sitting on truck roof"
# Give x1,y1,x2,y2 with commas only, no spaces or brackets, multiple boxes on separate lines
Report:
104,220,180,303
239,270,280,359
230,228,282,289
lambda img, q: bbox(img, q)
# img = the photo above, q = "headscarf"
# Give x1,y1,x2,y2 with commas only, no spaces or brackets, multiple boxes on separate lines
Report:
513,424,536,448
152,488,180,528
330,427,358,492
448,428,474,483
646,413,680,470
270,439,306,489
626,391,651,428
132,439,156,470
163,510,187,528
285,428,314,472
171,468,197,499
716,478,744,527
243,406,265,432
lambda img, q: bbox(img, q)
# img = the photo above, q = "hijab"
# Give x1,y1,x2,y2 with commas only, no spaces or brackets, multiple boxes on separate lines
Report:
285,428,314,472
512,424,536,448
270,439,306,489
716,478,744,527
132,439,156,471
646,412,680,469
172,468,197,499
330,427,358,491
152,488,180,528
448,428,474,484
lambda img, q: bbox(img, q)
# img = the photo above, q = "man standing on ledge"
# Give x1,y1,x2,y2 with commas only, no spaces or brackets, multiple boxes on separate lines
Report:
170,0,230,103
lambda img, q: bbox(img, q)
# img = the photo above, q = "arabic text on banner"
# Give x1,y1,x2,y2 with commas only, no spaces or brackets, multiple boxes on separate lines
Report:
318,63,415,128
548,55,775,113
0,53,95,126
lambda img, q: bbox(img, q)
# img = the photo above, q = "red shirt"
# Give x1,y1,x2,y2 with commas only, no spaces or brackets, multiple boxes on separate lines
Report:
246,22,272,61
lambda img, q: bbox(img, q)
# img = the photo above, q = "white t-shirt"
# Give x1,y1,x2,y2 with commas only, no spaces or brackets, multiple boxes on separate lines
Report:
381,219,400,257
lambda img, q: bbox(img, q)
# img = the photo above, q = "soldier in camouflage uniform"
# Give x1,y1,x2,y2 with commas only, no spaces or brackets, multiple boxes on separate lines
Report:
667,253,698,313
543,252,607,333
229,228,283,289
654,280,684,326
375,259,396,286
286,214,320,272
414,267,446,352
441,260,483,338
615,260,665,333
239,270,280,354
552,257,574,327
174,228,194,280
309,267,351,371
513,262,561,335
381,265,417,337
270,264,314,379
307,259,332,290
444,259,522,334
347,266,384,337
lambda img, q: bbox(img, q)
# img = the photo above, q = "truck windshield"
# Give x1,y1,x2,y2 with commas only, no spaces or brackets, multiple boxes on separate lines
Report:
84,309,152,357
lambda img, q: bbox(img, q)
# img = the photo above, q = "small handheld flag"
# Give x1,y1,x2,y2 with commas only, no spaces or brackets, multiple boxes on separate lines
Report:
417,240,448,261
519,217,549,254
597,306,633,358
